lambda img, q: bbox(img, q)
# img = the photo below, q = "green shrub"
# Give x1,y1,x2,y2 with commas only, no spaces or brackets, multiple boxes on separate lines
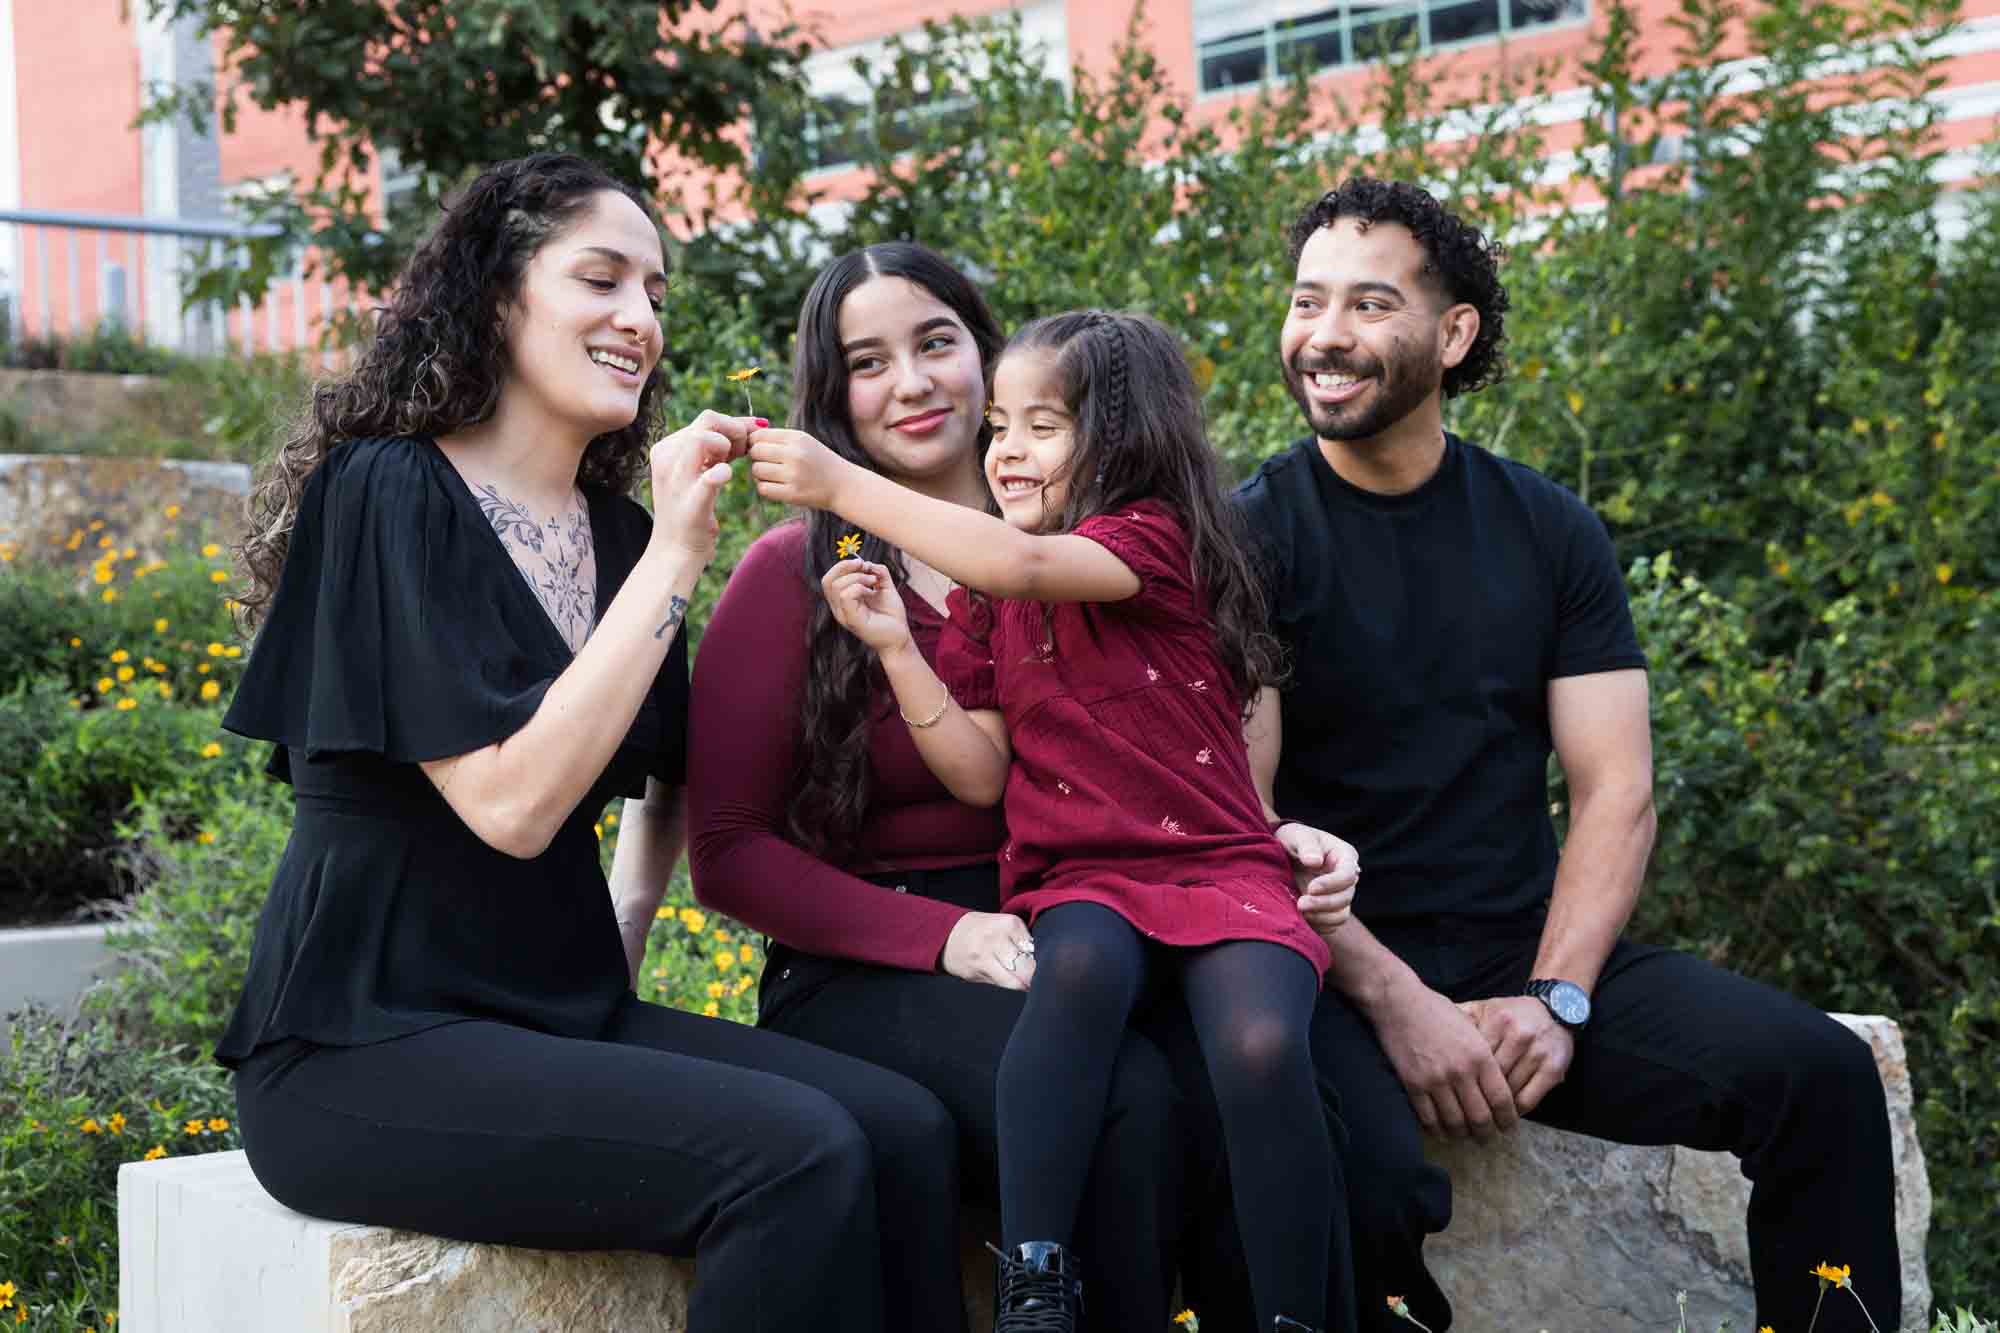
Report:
0,1006,237,1330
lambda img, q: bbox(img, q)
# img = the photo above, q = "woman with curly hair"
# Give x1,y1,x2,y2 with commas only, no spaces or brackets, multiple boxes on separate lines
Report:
214,154,966,1333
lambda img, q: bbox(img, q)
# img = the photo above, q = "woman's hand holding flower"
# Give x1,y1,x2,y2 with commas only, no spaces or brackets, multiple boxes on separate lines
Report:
822,559,913,655
748,428,851,511
649,410,758,562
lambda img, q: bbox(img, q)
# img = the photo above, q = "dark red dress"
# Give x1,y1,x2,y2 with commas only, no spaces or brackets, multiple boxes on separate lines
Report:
938,500,1330,977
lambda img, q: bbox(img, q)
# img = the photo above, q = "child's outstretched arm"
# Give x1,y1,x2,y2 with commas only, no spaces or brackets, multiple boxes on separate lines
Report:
750,429,1139,604
822,558,1012,807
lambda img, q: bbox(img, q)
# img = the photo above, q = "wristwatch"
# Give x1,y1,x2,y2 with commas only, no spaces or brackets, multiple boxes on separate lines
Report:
1524,978,1592,1030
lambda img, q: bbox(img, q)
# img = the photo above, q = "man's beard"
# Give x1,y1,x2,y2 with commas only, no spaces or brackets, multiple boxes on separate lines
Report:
1284,337,1441,442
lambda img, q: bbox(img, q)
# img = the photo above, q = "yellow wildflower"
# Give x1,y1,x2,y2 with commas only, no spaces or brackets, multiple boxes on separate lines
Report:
1173,1312,1199,1330
154,618,169,633
66,529,84,550
98,534,114,548
196,831,216,846
835,532,864,560
89,519,104,531
164,504,181,518
123,545,137,559
594,823,604,840
224,645,241,657
197,663,211,674
207,642,225,656
80,1118,104,1134
208,1118,230,1133
738,944,754,963
707,982,726,999
604,813,617,828
1761,1327,1775,1332
200,680,221,701
1810,1261,1851,1286
733,972,754,995
115,698,138,712
103,588,118,602
117,665,135,682
202,543,222,558
210,570,228,584
680,908,707,934
200,742,223,759
97,677,115,694
108,1112,126,1135
1566,390,1584,415
726,366,761,383
654,904,671,919
110,649,130,664
714,951,736,972
94,565,114,584
70,637,82,647
1936,563,1954,585
0,1283,14,1310
157,682,172,700
184,1120,204,1135
702,1000,721,1017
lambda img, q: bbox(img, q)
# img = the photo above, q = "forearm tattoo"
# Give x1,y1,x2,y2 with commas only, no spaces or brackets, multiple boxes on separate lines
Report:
655,595,689,640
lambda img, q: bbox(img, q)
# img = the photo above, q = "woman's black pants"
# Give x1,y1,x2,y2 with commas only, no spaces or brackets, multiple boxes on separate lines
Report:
232,995,965,1333
757,863,1194,1333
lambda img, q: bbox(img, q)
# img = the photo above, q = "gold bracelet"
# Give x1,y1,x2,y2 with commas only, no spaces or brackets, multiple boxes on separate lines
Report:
900,690,951,729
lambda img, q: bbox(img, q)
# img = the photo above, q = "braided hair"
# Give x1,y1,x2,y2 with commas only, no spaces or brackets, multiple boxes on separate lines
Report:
1001,310,1285,710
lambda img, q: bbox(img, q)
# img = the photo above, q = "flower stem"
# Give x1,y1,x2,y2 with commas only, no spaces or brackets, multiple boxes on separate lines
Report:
1808,1282,1828,1333
1844,1284,1883,1333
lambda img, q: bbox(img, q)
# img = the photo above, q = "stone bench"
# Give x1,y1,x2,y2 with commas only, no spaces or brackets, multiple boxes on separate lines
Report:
118,1013,1927,1332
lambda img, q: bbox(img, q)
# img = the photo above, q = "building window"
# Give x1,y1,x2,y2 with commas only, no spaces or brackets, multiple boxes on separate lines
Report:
1196,0,1587,94
784,1,1069,174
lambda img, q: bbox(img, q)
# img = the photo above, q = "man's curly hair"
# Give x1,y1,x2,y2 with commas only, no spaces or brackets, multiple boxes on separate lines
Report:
1287,178,1508,399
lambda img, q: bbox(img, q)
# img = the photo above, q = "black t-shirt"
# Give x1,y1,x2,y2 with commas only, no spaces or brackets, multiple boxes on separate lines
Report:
214,436,688,1066
1235,434,1645,927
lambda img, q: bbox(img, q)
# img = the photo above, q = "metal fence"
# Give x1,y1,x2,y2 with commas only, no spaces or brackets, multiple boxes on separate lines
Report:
0,207,360,360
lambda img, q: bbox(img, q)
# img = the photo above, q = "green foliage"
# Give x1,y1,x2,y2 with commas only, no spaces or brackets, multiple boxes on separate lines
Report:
0,1006,237,1330
140,0,813,310
0,322,181,375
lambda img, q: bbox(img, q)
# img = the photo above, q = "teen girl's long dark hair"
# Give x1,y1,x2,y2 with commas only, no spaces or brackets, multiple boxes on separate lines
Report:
236,153,665,626
785,243,1005,857
1006,310,1285,711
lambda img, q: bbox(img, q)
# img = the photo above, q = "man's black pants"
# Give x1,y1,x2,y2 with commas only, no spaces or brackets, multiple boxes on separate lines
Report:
1336,921,1900,1332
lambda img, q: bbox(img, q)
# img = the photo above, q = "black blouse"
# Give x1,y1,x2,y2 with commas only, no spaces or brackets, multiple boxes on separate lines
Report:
215,436,688,1067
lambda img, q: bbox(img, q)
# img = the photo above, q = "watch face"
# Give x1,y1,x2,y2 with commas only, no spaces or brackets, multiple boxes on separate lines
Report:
1545,982,1590,1026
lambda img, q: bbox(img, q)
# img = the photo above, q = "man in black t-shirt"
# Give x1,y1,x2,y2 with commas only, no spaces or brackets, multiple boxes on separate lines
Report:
1238,180,1900,1333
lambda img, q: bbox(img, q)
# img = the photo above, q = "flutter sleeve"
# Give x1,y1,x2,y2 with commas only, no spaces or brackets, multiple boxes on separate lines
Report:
1072,499,1201,624
936,586,1000,710
222,437,564,774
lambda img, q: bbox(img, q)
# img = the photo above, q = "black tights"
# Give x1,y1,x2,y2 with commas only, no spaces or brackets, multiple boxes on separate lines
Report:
998,902,1334,1329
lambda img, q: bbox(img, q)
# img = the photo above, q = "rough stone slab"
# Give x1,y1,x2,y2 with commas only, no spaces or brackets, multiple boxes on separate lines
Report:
120,1149,994,1332
0,923,116,1044
0,369,210,445
0,451,250,570
1424,1013,1930,1332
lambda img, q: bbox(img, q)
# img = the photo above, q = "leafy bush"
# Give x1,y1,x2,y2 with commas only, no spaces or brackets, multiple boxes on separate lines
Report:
0,1006,237,1330
0,323,181,376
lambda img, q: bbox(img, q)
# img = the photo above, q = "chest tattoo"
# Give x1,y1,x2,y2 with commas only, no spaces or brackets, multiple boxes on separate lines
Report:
474,483,596,654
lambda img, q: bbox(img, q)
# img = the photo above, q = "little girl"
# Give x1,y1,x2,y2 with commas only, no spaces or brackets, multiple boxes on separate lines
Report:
750,311,1350,1333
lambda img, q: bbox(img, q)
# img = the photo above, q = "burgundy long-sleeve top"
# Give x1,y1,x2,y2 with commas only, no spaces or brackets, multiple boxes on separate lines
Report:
688,521,1007,971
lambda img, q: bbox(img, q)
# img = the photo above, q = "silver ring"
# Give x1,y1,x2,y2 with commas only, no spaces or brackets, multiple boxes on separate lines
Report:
1018,938,1036,954
1002,951,1021,973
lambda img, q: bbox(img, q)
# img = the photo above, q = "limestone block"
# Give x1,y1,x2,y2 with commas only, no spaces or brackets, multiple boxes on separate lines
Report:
1424,1014,1930,1332
0,452,249,569
119,1148,995,1332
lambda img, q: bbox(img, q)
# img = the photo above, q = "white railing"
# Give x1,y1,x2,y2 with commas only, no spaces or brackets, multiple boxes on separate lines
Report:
0,206,359,360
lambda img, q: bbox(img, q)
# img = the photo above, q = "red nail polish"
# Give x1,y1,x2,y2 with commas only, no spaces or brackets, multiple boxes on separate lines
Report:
754,417,770,428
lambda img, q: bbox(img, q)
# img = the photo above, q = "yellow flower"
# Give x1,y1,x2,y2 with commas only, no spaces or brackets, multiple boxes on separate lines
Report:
733,972,754,995
726,366,761,382
154,618,169,633
654,904,671,919
157,682,172,700
209,570,228,584
110,649,130,664
202,543,222,558
66,529,84,550
103,588,118,602
97,534,114,548
707,982,726,999
208,1118,230,1132
738,944,754,962
604,813,618,828
89,519,105,531
1174,1311,1199,1329
593,823,604,840
97,677,114,694
1810,1261,1851,1286
207,642,225,656
1936,563,1954,585
117,665,135,682
115,697,138,712
144,1144,168,1161
702,1000,721,1017
164,504,181,518
0,1283,13,1310
196,831,216,846
108,1112,126,1135
1566,390,1584,416
184,1119,204,1135
680,908,707,934
1761,1327,1775,1332
94,565,114,584
70,637,82,647
200,742,223,759
713,951,736,972
80,1118,104,1134
123,546,137,559
834,532,864,560
197,663,211,674
200,680,221,701
224,645,242,657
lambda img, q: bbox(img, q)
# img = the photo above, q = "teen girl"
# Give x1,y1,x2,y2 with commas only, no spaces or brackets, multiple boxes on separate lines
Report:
750,310,1354,1333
